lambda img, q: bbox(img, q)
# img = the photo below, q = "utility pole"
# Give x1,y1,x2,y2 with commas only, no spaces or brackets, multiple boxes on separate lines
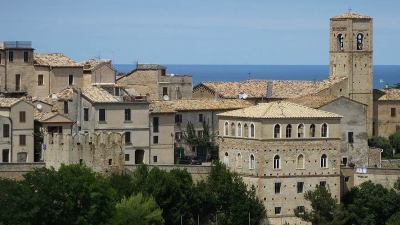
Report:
180,215,182,225
249,212,251,225
197,214,199,225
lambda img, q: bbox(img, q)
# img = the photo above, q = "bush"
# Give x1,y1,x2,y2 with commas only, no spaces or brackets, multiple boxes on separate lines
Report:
368,136,393,158
390,131,400,154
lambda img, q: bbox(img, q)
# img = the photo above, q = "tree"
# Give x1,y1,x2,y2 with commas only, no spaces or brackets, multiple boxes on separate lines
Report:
294,185,337,225
368,136,393,158
109,193,164,225
343,181,400,225
386,212,400,225
389,131,400,154
182,121,217,161
107,173,135,201
22,164,116,225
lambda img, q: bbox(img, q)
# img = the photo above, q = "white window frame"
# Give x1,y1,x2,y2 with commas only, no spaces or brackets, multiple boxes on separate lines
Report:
249,154,256,170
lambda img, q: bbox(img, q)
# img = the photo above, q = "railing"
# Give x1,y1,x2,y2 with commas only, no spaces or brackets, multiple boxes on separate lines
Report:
4,41,32,49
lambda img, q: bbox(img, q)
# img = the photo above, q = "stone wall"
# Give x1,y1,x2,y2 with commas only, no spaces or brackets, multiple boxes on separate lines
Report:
381,159,400,169
0,163,45,180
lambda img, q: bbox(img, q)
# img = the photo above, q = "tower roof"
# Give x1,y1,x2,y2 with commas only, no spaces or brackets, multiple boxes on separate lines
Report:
331,11,371,20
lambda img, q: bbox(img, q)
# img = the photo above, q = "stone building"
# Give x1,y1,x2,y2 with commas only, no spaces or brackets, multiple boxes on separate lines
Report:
0,98,34,163
290,95,372,167
373,88,400,137
82,59,117,88
217,101,342,224
117,64,193,101
149,99,253,163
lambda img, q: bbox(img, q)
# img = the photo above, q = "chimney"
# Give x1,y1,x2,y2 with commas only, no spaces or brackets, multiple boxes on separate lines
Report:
266,81,273,98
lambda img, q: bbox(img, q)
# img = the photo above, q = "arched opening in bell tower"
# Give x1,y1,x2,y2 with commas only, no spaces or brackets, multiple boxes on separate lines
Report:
337,34,344,50
357,33,364,50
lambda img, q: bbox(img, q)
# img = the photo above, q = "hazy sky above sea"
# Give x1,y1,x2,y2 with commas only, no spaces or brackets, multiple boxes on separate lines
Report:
2,0,400,65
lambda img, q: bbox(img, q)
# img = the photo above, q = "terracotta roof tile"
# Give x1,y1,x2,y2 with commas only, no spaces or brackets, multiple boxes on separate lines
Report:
288,94,340,108
331,11,371,19
82,86,119,103
82,59,112,71
0,98,21,107
56,88,74,101
136,64,166,70
150,99,254,113
34,53,81,67
198,77,347,99
378,89,400,101
218,101,342,119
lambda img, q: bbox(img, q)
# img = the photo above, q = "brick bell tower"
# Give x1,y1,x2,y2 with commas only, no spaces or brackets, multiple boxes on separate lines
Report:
329,11,373,135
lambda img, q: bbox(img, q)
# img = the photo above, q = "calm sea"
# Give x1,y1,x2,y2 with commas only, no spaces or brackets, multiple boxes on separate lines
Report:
114,64,400,88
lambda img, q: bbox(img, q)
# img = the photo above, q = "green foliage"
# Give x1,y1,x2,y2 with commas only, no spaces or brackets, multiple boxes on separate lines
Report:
386,211,400,225
109,193,164,225
343,181,400,225
107,173,135,200
182,121,217,161
390,132,400,154
368,136,393,158
294,185,336,225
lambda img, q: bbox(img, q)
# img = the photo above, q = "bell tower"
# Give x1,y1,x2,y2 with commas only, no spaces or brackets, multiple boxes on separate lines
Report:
329,11,373,135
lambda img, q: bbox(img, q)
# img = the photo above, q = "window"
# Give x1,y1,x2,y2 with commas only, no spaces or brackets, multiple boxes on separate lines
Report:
297,154,304,169
19,135,26,146
273,155,281,169
125,154,130,161
274,182,281,194
337,34,344,50
237,123,242,137
9,51,13,62
175,114,182,124
15,74,21,91
236,153,242,168
224,122,229,136
2,149,9,162
310,124,316,137
63,101,68,114
297,206,305,213
223,152,229,166
298,124,304,138
83,108,89,121
357,33,364,50
344,176,350,182
230,122,235,136
114,87,120,96
274,124,280,138
17,152,27,162
198,114,203,122
286,124,292,138
153,136,159,144
3,124,9,138
321,123,328,138
24,51,28,62
0,53,2,64
342,157,348,166
274,207,281,215
38,74,44,86
321,154,328,168
320,181,326,187
153,156,158,163
297,182,304,193
249,154,255,169
175,132,182,141
19,111,26,123
348,132,354,143
124,109,131,121
125,132,131,144
224,152,229,166
197,130,204,138
68,74,74,85
153,117,159,133
243,124,249,137
99,109,106,122
162,87,168,96
250,124,255,138
391,108,396,117
108,159,112,165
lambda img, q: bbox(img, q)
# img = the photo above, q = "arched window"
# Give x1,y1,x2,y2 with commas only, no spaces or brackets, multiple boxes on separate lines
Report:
357,33,364,50
236,153,242,168
274,124,280,138
321,123,328,138
250,123,255,138
223,152,229,166
230,122,236,136
273,155,281,169
337,33,344,50
243,124,249,138
321,154,328,168
298,124,304,138
224,122,229,136
237,123,242,137
310,124,316,137
286,124,292,138
249,154,255,169
297,154,305,169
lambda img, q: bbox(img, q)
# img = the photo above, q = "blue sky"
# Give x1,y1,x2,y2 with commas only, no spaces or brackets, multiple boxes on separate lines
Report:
2,0,400,64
